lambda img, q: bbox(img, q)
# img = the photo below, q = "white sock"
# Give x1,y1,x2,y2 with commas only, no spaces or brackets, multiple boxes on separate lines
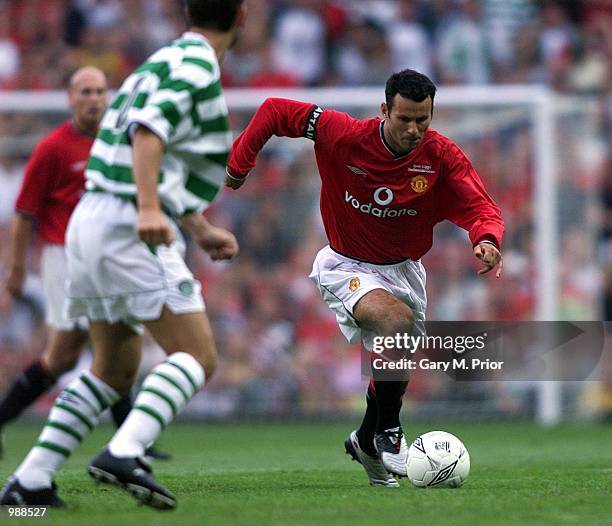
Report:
14,370,119,490
108,352,205,458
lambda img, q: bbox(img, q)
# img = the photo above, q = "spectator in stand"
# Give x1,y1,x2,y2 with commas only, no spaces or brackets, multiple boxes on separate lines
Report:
0,155,25,225
0,3,20,87
142,0,186,51
481,0,536,80
271,0,327,85
436,0,490,84
226,38,301,88
81,0,124,31
505,25,548,84
67,25,134,88
538,1,579,88
564,14,610,94
336,18,392,86
387,0,433,79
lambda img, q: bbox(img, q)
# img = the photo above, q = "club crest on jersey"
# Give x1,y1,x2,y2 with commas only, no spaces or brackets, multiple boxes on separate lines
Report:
349,277,360,292
410,175,428,193
178,280,194,297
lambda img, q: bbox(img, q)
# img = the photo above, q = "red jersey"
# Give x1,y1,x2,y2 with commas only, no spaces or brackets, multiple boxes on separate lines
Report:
15,121,94,245
228,98,504,264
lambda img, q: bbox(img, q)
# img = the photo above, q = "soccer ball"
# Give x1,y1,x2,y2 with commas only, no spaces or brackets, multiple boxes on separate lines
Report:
406,431,470,488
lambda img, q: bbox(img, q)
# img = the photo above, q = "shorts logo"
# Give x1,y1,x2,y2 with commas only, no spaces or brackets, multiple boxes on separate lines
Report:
349,277,360,292
373,187,394,206
410,175,428,193
178,280,194,297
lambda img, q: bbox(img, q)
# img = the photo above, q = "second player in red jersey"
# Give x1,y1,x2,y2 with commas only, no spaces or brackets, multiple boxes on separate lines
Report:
226,69,504,488
15,120,96,245
0,67,108,462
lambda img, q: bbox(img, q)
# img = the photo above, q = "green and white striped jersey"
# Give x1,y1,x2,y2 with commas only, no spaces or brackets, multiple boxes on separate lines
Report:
85,32,231,217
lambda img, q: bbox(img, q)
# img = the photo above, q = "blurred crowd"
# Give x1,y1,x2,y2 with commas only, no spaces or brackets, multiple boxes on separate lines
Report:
0,0,610,420
0,0,610,93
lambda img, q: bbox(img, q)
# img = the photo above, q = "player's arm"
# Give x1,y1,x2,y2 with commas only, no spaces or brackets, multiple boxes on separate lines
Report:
3,213,35,299
128,62,215,246
441,144,504,277
4,140,54,298
180,214,238,261
225,98,321,189
131,125,175,246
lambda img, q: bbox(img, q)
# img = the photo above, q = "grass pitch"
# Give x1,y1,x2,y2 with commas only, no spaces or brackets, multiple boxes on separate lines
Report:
0,421,610,525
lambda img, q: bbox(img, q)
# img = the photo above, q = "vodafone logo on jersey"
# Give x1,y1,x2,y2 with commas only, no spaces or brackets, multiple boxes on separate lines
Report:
373,187,394,206
345,187,417,218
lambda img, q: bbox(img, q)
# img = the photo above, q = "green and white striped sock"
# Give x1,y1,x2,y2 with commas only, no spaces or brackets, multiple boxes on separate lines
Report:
108,352,205,458
14,370,119,490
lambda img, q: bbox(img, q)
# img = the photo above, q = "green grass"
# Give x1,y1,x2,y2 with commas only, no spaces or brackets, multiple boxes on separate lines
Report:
0,422,610,525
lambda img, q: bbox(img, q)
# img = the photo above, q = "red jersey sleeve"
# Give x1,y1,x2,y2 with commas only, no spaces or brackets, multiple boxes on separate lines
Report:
15,138,57,220
440,143,505,249
228,98,348,178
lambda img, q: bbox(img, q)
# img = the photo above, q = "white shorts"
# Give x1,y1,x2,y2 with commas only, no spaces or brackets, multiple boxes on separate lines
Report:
41,244,88,331
64,192,204,333
309,245,427,351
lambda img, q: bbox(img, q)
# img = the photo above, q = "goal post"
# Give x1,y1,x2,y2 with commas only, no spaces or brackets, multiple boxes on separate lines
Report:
0,86,569,424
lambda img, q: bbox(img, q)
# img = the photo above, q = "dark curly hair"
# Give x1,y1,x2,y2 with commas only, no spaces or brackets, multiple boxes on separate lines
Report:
185,0,244,32
385,69,437,113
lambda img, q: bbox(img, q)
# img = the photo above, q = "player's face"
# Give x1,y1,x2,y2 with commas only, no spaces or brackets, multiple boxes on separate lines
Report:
69,71,108,131
381,94,432,155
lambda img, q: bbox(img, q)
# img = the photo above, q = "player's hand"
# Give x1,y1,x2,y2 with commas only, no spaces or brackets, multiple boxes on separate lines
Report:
3,266,26,299
196,224,239,261
224,167,247,190
137,208,175,247
474,242,503,278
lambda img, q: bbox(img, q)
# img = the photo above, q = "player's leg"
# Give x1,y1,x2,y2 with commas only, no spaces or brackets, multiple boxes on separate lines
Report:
353,289,412,477
309,247,403,486
0,325,169,462
354,379,378,456
0,322,139,506
0,241,86,459
88,307,215,510
44,332,172,462
108,391,172,461
344,378,400,487
47,328,170,460
0,328,87,459
42,328,88,378
108,307,215,456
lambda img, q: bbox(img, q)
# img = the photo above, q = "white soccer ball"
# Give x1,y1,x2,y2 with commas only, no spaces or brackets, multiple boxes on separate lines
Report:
406,431,470,488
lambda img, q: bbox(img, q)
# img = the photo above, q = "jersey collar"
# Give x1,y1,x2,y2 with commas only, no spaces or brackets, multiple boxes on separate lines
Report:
179,31,212,47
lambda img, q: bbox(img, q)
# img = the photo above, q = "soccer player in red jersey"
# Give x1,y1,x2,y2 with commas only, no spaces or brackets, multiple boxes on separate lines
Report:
226,69,504,486
0,67,168,462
